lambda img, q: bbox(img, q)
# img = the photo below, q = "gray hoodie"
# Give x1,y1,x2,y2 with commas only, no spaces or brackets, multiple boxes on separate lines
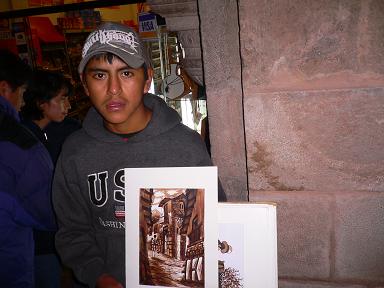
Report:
53,93,225,287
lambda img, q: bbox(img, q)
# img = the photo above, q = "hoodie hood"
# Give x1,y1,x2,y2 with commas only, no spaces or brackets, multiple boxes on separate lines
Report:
82,93,181,143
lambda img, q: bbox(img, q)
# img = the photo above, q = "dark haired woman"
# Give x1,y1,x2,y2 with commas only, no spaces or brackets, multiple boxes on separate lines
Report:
21,69,80,288
21,70,72,147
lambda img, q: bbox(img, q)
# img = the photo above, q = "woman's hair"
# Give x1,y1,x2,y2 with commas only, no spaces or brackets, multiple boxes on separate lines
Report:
21,70,72,120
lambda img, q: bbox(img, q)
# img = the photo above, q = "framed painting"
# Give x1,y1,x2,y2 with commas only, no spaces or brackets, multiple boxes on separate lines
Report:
218,203,278,288
125,167,219,288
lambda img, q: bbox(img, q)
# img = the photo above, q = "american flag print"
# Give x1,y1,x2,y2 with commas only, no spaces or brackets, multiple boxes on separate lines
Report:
114,205,125,218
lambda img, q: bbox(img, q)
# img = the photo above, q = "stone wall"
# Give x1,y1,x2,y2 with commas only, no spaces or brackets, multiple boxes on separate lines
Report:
199,0,384,287
149,0,384,286
242,0,384,287
242,0,384,192
249,191,384,287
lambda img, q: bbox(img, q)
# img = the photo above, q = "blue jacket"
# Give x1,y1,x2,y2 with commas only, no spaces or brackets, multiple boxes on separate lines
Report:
0,96,56,288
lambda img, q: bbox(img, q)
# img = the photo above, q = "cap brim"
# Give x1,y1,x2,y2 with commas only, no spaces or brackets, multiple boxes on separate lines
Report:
78,46,145,74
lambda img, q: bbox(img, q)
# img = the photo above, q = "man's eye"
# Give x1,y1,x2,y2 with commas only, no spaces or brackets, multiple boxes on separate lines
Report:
93,73,105,79
122,71,132,77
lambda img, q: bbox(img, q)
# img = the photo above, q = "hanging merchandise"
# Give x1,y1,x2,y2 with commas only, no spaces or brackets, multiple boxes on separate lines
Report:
163,63,185,100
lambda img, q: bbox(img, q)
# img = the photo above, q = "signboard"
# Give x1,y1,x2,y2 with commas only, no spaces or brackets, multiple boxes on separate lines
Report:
138,12,158,39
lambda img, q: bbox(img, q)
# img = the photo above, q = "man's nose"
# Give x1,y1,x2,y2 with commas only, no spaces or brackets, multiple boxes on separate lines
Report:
108,75,122,96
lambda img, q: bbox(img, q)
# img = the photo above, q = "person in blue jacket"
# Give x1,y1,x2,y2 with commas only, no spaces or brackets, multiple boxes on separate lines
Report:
0,49,57,288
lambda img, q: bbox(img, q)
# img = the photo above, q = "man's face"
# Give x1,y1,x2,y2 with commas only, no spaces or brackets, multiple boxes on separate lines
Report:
82,56,152,134
12,85,27,111
0,82,27,112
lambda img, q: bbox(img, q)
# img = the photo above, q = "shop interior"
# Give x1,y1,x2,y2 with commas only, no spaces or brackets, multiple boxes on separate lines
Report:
0,0,208,135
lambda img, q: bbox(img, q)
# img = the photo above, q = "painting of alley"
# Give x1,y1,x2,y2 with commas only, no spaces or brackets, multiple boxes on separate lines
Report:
139,188,205,287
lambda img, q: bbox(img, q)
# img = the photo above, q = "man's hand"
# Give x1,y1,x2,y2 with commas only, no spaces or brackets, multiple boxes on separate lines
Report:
95,274,123,288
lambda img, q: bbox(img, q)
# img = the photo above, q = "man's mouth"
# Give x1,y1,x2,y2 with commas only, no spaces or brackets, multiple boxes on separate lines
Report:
107,101,125,112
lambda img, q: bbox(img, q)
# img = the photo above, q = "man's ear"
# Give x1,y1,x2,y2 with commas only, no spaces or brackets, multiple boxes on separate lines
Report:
144,68,154,94
80,74,90,96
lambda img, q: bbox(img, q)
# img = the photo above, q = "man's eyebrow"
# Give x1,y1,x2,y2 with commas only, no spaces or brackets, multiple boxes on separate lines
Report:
86,67,108,73
86,65,134,73
118,66,134,72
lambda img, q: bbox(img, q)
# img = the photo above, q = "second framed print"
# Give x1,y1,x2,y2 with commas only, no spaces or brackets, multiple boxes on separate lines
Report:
218,203,278,288
125,167,219,288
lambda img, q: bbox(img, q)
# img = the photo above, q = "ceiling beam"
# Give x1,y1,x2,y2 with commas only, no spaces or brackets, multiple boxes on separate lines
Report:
0,0,145,19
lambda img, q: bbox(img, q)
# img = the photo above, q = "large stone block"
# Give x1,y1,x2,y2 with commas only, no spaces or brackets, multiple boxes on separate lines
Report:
245,88,384,192
199,0,248,200
250,191,333,278
334,192,384,281
239,0,384,92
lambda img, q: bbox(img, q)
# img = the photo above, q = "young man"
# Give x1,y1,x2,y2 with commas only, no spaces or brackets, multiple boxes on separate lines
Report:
0,49,57,288
53,22,226,288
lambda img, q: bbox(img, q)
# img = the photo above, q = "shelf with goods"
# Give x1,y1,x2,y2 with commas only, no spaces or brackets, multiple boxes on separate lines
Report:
33,31,95,120
2,4,152,120
37,43,72,78
61,30,89,81
60,31,92,121
36,40,91,121
36,10,101,120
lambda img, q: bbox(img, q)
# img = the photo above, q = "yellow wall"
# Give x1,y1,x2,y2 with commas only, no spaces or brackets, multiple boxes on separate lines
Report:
10,0,95,9
96,5,138,24
44,5,138,26
0,0,11,11
1,0,97,11
9,0,27,10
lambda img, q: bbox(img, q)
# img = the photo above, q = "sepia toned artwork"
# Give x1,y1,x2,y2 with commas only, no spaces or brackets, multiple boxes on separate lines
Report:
140,188,205,287
125,167,218,288
218,203,278,288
